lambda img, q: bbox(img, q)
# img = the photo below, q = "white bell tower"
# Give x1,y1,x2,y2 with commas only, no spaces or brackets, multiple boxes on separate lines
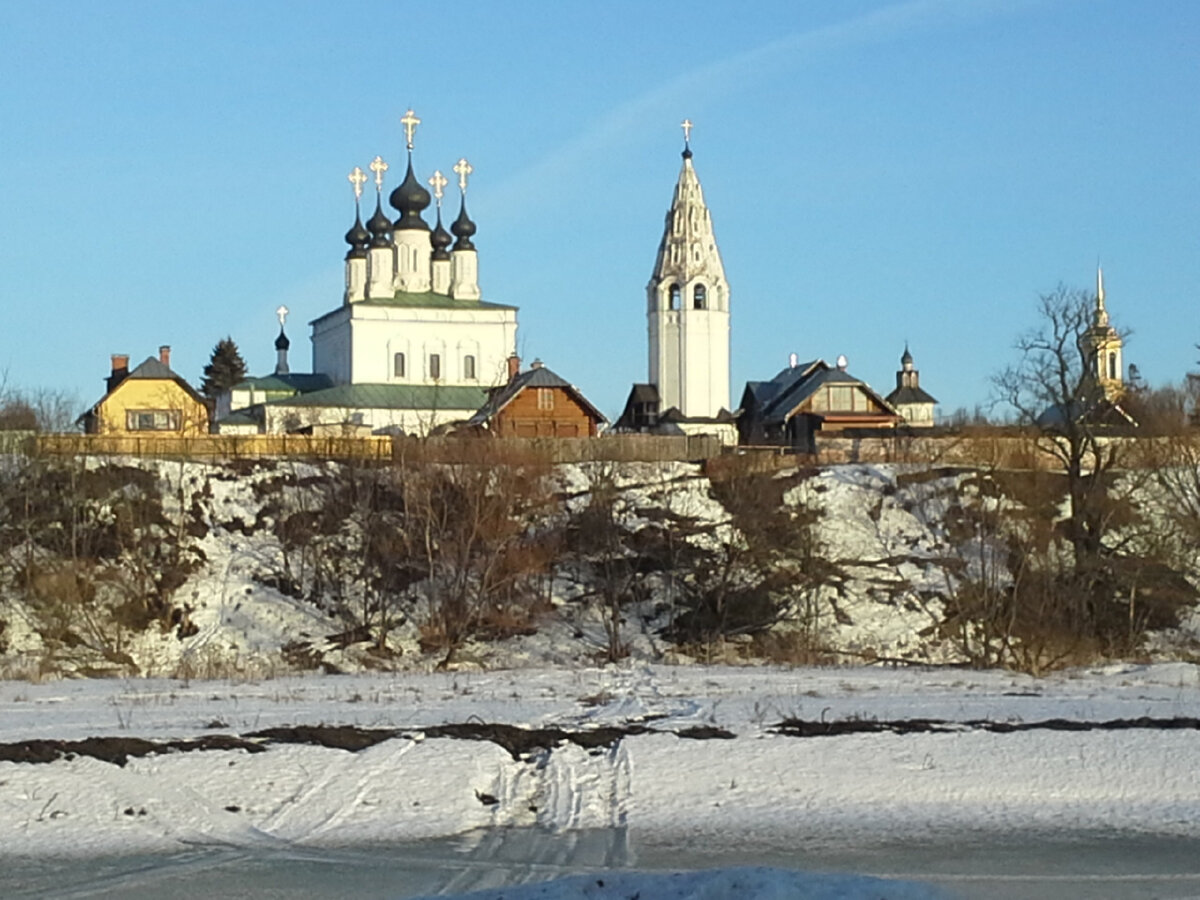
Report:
647,120,730,418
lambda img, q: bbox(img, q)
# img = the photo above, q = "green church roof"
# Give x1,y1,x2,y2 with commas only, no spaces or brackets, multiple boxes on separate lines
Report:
310,291,516,326
263,382,489,412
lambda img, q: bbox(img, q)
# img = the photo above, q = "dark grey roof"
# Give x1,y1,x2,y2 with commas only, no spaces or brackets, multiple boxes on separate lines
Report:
1036,397,1137,432
126,357,174,379
657,406,736,424
469,365,606,426
743,359,896,426
613,383,662,431
626,383,660,405
886,385,939,406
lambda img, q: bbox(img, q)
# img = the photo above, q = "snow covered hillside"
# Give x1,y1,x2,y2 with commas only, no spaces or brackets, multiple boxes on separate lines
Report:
1,455,1198,678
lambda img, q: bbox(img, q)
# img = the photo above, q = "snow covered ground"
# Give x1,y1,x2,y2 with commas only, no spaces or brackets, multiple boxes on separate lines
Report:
4,663,1200,897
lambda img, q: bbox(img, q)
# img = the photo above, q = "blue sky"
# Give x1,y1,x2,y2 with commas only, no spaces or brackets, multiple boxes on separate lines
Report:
2,0,1198,420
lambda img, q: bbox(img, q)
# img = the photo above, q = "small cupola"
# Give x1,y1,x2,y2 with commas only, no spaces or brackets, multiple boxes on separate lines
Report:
274,306,291,375
367,196,393,248
389,109,431,231
451,156,477,251
431,211,452,260
451,198,476,251
390,157,432,231
344,210,369,260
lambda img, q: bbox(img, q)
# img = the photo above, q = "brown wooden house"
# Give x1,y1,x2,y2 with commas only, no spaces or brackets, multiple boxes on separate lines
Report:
738,357,901,452
468,360,606,438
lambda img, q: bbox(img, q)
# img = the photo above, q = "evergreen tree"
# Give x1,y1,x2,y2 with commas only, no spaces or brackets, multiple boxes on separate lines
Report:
200,337,248,400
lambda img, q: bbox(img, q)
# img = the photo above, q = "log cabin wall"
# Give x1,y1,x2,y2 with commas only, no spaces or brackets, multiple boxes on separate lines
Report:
494,386,598,438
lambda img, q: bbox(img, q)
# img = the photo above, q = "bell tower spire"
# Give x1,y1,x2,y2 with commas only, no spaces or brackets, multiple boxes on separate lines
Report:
1082,263,1124,399
646,119,730,418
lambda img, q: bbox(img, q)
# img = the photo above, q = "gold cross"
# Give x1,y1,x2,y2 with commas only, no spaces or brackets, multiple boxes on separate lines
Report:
453,157,473,193
276,305,289,327
401,109,421,150
369,155,388,191
428,169,448,203
347,166,367,200
681,118,693,144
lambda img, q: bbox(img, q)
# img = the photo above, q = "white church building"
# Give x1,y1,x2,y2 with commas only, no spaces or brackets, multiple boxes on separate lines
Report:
616,121,737,443
216,111,517,436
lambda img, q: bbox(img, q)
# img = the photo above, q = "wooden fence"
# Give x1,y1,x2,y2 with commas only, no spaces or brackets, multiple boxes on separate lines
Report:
35,433,394,461
31,432,725,465
29,429,1184,470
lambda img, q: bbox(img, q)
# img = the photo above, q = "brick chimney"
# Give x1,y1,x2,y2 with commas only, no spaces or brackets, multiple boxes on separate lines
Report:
107,354,130,393
159,345,171,368
506,354,520,382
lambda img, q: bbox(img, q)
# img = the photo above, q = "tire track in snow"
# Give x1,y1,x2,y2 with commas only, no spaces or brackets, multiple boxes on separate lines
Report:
254,738,417,843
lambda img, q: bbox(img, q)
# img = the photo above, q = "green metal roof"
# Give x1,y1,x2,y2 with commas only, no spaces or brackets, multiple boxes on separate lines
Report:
263,382,489,412
232,373,333,393
311,291,516,326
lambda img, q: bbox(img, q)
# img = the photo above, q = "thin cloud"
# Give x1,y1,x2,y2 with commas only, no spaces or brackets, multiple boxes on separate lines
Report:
481,0,1043,217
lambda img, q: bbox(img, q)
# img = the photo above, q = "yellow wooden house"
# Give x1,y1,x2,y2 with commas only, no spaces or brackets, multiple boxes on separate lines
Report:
80,346,209,436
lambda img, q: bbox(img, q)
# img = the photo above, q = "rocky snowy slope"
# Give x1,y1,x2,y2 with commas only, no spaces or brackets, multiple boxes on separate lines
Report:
1,455,1197,678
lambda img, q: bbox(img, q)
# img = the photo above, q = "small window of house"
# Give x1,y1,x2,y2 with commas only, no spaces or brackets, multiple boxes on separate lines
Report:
127,409,179,431
464,354,476,380
429,354,441,380
393,352,405,378
537,388,554,410
829,386,854,410
669,284,681,310
693,284,707,309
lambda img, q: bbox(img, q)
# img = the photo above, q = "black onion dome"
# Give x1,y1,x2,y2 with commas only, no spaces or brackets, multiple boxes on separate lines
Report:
344,210,369,260
682,145,693,160
367,197,393,248
431,209,452,260
389,157,431,230
901,345,913,366
275,327,290,352
451,198,476,251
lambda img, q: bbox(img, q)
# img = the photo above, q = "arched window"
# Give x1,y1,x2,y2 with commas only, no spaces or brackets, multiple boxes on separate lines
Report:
429,353,441,380
693,284,707,309
668,284,681,310
393,352,405,378
1108,351,1117,380
464,354,476,380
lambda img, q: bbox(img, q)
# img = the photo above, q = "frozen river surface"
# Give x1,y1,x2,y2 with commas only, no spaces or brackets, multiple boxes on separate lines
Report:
5,828,1200,900
5,664,1200,898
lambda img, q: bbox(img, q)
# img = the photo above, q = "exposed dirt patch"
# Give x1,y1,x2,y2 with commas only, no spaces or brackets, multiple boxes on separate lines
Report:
0,719,743,766
0,734,265,766
420,722,652,760
246,724,396,752
772,716,1200,738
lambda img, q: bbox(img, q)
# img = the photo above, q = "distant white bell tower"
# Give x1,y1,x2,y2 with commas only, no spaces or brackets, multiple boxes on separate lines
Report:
646,120,730,418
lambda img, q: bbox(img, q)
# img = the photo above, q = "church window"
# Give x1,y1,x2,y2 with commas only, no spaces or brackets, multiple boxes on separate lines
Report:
669,284,681,310
464,355,476,380
1108,351,1117,381
127,409,180,431
537,389,554,411
393,352,406,378
693,284,707,309
429,354,441,380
